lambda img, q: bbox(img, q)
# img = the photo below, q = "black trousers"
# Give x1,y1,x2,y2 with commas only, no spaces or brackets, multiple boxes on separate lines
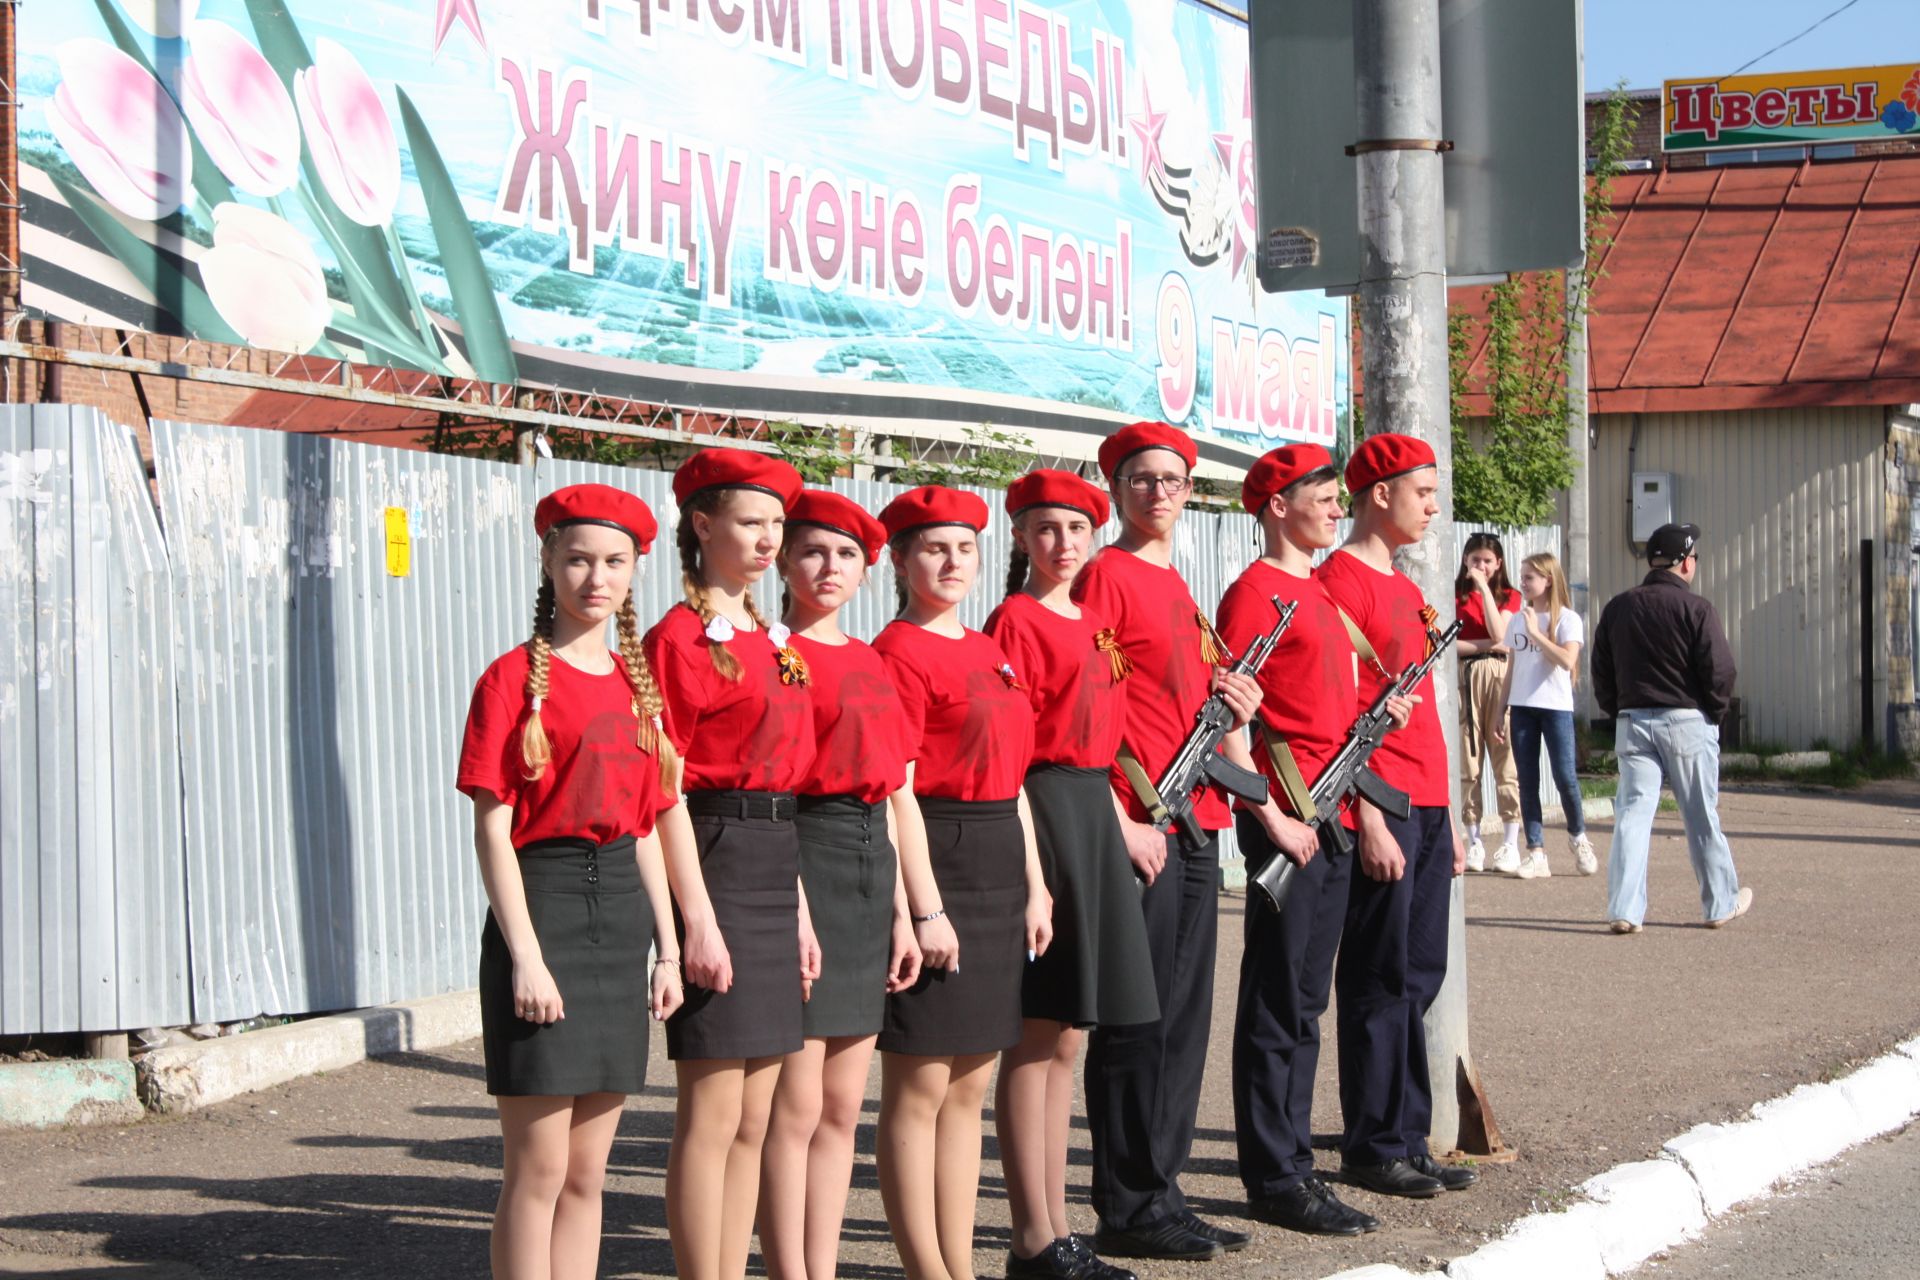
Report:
1086,830,1220,1230
1231,817,1353,1197
1335,805,1454,1165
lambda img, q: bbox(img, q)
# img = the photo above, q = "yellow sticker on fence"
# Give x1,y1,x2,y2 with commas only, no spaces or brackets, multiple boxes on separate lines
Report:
384,507,411,577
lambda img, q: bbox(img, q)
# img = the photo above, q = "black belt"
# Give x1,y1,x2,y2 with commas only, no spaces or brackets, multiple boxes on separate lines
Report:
1461,651,1508,665
686,789,798,821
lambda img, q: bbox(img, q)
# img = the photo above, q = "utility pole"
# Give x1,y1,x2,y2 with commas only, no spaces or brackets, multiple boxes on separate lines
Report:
1566,261,1593,720
1353,0,1504,1158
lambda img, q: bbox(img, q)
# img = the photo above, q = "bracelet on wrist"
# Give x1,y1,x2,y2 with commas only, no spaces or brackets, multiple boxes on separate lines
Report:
912,909,946,924
653,957,680,968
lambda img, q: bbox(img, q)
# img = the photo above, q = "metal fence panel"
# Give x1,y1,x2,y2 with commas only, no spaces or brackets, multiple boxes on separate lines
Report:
1,406,190,1035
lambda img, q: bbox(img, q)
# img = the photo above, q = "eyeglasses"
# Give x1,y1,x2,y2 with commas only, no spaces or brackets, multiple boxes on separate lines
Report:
1118,474,1193,495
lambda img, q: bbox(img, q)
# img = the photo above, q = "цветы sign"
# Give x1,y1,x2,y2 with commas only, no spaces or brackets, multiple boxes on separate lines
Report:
1663,63,1920,152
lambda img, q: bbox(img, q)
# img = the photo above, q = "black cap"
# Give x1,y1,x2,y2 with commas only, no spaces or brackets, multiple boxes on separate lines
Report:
1646,522,1700,566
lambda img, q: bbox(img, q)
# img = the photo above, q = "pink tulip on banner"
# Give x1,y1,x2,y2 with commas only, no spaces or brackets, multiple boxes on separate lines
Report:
180,21,301,198
294,37,401,227
47,39,193,220
199,203,332,353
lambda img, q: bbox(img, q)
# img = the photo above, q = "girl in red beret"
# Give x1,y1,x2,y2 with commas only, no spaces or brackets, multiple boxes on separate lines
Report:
644,448,820,1280
986,470,1156,1280
870,485,1051,1280
456,483,685,1279
758,490,947,1279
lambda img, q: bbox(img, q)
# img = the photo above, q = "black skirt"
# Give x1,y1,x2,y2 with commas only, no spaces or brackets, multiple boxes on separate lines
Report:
479,835,653,1097
796,795,897,1038
879,797,1025,1057
667,793,805,1061
1021,765,1161,1028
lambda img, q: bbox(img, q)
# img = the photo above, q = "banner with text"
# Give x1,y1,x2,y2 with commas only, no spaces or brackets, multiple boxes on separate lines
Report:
1663,62,1920,152
18,0,1347,457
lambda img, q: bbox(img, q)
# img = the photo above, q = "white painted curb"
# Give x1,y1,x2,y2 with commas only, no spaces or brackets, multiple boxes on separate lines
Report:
136,990,481,1115
1577,1159,1706,1273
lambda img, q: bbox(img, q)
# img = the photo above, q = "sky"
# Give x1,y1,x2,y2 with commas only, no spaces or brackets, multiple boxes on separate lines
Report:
1586,0,1896,92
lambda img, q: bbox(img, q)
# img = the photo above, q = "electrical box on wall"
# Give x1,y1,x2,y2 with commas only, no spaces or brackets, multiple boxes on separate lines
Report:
1631,472,1674,546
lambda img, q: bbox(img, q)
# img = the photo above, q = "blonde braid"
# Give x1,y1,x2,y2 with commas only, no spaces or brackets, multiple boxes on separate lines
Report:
520,576,557,780
678,505,744,682
617,595,681,791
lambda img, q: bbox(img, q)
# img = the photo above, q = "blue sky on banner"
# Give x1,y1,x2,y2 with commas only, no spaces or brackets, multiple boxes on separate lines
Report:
18,0,1347,455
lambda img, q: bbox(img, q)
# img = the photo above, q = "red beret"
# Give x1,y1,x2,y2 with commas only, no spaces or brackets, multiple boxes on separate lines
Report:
1344,433,1437,495
534,483,658,553
671,447,804,509
1006,469,1111,526
1241,443,1336,514
878,486,990,540
787,490,887,564
1097,421,1198,479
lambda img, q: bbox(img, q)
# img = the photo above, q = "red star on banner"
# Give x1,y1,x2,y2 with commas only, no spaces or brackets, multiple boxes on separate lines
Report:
433,0,487,56
1129,83,1169,191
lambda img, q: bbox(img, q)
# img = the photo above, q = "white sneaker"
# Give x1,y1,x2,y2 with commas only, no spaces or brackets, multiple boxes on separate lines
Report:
1489,842,1522,875
1570,833,1598,876
1465,838,1486,873
1515,849,1552,879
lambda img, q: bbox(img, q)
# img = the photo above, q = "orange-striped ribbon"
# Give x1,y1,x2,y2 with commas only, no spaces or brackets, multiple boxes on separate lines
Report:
776,646,811,687
1196,611,1230,665
1093,628,1134,682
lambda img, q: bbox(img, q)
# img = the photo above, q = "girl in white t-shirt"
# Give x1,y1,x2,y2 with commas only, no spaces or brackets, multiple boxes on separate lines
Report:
1492,553,1593,879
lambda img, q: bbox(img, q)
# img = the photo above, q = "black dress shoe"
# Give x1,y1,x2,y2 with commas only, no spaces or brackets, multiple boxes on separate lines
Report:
1063,1235,1139,1280
1409,1152,1478,1191
1007,1239,1082,1279
1342,1156,1446,1199
1091,1217,1223,1261
1175,1211,1250,1252
1247,1178,1379,1236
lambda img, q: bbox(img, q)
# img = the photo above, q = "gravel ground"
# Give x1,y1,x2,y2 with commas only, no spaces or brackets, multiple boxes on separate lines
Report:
1,778,1915,1278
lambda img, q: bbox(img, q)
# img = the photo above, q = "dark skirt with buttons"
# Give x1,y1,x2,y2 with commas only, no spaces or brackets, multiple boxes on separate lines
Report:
480,835,653,1097
796,795,897,1038
667,794,805,1061
879,796,1025,1058
1021,765,1161,1028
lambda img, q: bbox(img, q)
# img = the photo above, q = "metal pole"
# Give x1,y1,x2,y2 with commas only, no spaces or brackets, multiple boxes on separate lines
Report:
1566,262,1592,718
1354,0,1504,1159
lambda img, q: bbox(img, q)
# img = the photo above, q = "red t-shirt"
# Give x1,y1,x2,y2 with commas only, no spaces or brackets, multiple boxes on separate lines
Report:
456,645,675,847
1315,549,1450,808
983,592,1127,769
644,604,816,793
790,633,910,803
1455,586,1522,642
1071,548,1232,830
873,621,1036,802
1216,561,1358,803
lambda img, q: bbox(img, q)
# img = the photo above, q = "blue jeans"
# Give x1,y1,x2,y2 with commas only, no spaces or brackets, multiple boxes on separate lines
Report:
1607,708,1742,925
1509,706,1584,848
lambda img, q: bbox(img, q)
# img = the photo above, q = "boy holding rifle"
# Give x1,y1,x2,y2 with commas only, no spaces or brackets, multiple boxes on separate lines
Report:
1315,434,1475,1201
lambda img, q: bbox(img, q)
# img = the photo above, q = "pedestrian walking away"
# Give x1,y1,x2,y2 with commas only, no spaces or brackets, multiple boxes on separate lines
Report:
1316,433,1477,1202
456,483,686,1280
1590,522,1750,934
871,485,1053,1280
646,448,819,1280
987,469,1158,1280
1453,534,1523,873
1491,552,1593,880
1073,421,1265,1263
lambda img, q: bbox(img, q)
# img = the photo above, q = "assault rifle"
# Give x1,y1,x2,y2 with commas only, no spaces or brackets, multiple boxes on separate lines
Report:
1125,598,1296,852
1249,616,1465,913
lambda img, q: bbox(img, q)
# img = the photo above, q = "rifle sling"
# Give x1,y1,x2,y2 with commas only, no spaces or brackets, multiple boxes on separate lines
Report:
1334,605,1381,674
1115,742,1172,828
1253,726,1317,824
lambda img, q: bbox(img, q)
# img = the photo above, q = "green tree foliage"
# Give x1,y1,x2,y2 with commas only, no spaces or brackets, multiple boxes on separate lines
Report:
767,420,860,484
1450,87,1638,527
890,423,1035,489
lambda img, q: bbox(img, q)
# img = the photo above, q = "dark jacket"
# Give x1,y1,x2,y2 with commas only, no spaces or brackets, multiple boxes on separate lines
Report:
1591,569,1737,723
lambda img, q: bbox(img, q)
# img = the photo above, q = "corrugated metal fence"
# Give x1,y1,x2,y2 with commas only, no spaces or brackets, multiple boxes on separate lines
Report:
3,406,1557,1034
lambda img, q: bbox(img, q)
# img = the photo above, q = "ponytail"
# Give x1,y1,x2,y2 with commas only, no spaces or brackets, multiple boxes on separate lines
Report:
1005,545,1031,598
678,497,744,682
520,577,557,780
616,595,681,792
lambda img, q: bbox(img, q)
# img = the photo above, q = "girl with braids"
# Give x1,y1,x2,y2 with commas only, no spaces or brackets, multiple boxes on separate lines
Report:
455,483,685,1280
758,489,951,1280
643,447,818,1280
870,485,1050,1280
984,470,1156,1280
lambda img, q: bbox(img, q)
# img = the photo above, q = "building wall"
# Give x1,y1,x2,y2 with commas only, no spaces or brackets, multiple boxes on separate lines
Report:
1586,406,1887,749
1887,411,1920,754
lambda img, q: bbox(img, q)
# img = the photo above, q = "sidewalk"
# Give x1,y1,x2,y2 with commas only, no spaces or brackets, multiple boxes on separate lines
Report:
0,779,1914,1277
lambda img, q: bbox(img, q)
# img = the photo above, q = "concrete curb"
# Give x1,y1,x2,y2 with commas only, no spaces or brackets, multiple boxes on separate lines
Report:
136,990,481,1116
1344,1040,1920,1279
0,1058,143,1130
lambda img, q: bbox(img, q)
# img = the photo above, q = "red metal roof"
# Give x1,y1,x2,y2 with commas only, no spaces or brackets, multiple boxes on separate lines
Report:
1452,155,1920,414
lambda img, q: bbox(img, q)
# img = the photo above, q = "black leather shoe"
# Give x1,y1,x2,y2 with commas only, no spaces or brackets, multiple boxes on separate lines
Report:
1342,1156,1446,1198
1063,1235,1138,1280
1176,1211,1250,1252
1247,1177,1380,1236
1409,1152,1478,1191
1091,1217,1223,1261
1006,1239,1080,1279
